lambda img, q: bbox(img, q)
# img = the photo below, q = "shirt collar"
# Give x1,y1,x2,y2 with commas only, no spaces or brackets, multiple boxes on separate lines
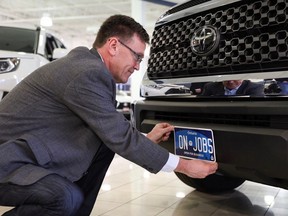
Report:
224,85,240,95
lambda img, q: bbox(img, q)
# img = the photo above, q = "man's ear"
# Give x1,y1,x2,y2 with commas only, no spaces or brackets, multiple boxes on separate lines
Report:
107,37,118,56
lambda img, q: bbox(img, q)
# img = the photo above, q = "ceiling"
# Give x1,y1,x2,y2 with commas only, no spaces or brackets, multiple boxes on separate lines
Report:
0,0,184,48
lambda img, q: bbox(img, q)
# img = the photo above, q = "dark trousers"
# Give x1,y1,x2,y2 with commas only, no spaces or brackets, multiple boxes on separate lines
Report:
74,144,115,215
0,144,115,216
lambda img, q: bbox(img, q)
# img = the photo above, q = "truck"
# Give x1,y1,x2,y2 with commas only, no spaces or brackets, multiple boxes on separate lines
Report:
133,0,288,192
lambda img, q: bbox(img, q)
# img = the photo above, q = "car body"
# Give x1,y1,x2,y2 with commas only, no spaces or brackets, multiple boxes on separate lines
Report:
133,0,288,192
0,25,68,99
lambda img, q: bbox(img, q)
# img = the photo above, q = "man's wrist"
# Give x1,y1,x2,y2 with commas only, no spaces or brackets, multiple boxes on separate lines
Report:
174,157,187,174
161,153,180,172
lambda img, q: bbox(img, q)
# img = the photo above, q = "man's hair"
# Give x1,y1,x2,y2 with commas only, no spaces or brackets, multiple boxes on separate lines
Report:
93,14,150,48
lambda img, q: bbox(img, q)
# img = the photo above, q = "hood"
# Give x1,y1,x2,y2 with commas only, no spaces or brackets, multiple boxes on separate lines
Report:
0,50,36,59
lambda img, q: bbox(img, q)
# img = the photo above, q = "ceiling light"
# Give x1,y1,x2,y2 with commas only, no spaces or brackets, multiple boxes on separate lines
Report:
40,13,53,27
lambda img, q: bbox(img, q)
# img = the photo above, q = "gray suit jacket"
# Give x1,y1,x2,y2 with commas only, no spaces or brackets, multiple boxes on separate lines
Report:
0,47,169,185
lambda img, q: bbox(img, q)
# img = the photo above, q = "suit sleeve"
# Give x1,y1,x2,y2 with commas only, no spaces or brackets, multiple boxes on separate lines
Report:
201,83,211,96
62,68,169,174
246,81,265,96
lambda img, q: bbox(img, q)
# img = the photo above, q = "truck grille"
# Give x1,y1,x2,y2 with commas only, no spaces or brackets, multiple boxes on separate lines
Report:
153,111,271,127
148,0,288,80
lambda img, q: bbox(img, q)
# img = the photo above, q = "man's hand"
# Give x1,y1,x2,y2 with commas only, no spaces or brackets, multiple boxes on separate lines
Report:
175,158,218,178
146,123,174,144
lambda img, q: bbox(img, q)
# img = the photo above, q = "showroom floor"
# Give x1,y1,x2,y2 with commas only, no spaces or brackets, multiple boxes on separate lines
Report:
0,155,287,216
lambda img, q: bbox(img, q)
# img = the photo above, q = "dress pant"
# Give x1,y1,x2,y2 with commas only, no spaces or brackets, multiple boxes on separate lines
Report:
0,143,115,216
74,143,115,216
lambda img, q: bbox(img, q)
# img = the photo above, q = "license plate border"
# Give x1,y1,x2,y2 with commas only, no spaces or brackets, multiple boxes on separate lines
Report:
174,126,216,162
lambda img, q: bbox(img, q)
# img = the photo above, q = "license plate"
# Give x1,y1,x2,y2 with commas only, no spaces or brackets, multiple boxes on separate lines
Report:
174,126,216,162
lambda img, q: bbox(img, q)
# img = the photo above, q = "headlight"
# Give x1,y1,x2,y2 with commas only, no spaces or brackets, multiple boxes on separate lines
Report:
0,58,20,73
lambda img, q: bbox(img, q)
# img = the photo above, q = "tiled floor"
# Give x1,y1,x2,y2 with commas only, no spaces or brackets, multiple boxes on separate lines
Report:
1,155,288,216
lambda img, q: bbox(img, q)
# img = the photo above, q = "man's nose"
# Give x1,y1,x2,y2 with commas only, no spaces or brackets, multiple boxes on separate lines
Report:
134,62,140,70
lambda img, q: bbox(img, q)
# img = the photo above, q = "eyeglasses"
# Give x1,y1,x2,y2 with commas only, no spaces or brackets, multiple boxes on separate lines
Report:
118,40,143,64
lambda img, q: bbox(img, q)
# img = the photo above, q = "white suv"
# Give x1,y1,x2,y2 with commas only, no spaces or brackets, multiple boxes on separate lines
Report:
0,25,68,99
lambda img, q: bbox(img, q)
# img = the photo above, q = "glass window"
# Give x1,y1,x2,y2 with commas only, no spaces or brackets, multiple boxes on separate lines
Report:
45,33,66,61
0,27,37,53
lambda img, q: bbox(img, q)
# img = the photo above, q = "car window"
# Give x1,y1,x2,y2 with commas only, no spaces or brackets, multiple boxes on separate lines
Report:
45,33,66,61
54,37,66,49
0,26,37,53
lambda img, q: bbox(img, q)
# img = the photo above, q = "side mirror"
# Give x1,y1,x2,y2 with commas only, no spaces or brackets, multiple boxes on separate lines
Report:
52,48,69,59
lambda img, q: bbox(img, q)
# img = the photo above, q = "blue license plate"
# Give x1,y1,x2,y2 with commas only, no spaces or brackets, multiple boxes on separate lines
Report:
174,126,216,162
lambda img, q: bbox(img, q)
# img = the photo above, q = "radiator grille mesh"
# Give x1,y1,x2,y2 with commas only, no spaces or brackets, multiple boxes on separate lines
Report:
148,0,288,80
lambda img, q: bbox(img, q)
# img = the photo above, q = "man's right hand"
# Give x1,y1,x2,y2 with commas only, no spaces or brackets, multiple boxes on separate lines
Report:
174,158,218,178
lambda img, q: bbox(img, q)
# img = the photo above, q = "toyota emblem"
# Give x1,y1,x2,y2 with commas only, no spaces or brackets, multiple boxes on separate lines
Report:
191,25,220,56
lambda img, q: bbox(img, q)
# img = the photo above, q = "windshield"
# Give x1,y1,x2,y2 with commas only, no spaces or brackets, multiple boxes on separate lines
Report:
0,27,37,53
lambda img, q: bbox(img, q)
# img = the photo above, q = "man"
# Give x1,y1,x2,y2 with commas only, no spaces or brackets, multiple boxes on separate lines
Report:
0,15,217,216
201,80,265,96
